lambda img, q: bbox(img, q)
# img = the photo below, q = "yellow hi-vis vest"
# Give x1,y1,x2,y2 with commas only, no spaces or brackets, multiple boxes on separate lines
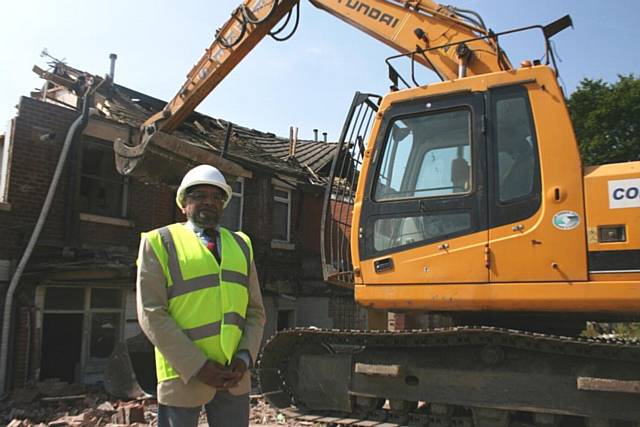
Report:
144,223,253,383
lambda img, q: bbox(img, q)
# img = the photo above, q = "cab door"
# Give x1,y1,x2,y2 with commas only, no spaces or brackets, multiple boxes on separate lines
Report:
358,93,489,285
486,84,587,282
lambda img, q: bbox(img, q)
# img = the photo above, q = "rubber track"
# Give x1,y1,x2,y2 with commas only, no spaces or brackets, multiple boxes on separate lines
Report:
257,326,640,425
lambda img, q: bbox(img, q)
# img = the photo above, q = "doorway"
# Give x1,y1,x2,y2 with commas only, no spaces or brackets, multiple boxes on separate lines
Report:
40,313,83,382
277,309,295,331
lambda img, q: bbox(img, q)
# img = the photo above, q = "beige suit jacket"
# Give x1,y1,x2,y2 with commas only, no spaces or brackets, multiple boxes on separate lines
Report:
136,226,266,407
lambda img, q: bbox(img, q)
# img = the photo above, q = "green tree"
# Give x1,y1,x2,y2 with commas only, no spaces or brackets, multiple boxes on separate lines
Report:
567,74,640,166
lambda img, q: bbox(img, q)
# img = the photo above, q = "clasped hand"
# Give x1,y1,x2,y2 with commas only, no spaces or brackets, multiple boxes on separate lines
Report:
196,357,247,389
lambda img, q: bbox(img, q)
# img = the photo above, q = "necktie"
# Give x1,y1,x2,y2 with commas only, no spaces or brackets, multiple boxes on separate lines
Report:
204,229,220,262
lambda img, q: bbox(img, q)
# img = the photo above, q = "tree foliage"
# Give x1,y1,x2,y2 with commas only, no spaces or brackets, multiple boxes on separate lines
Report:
567,74,640,166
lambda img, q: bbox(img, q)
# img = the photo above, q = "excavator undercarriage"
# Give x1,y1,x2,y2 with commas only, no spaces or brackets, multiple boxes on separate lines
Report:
258,327,640,426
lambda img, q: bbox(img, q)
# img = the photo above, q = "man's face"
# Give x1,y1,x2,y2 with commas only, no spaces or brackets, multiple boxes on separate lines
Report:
181,184,226,229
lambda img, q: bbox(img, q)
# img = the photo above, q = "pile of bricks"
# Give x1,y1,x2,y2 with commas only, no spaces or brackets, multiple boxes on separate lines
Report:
1,385,303,427
0,381,151,426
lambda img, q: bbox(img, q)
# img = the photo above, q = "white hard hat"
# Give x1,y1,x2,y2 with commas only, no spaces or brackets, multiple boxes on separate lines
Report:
176,164,233,209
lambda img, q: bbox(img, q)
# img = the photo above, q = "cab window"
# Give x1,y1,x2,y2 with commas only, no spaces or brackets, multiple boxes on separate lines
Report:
374,109,471,202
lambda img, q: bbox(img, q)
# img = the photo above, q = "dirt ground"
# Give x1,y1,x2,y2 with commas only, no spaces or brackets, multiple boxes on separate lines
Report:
0,380,305,427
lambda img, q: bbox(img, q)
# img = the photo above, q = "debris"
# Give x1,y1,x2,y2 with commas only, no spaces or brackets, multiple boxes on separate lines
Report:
11,388,39,404
115,403,145,425
41,395,87,402
1,386,312,426
36,380,86,397
96,402,115,412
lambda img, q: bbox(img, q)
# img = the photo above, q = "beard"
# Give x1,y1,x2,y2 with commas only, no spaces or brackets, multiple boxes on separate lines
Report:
189,208,220,229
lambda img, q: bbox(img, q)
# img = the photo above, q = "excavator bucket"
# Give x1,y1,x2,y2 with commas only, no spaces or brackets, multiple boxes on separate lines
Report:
104,334,156,399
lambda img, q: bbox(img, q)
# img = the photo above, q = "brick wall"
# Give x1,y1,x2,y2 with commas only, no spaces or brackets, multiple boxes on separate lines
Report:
0,97,179,261
242,171,271,246
11,306,35,388
0,97,182,388
0,97,77,261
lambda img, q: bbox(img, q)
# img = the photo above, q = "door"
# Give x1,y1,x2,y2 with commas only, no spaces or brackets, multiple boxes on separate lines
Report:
358,93,489,284
486,84,587,282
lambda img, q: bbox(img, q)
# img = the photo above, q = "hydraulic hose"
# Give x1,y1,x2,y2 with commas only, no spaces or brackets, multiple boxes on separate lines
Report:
0,84,95,395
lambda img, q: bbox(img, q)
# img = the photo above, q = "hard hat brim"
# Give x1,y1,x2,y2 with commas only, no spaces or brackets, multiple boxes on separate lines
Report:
176,180,233,209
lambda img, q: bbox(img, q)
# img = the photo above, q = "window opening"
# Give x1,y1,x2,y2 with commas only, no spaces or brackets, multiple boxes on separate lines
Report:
220,178,244,231
495,95,536,203
375,109,472,201
272,186,291,242
80,139,129,218
0,119,16,203
40,287,124,383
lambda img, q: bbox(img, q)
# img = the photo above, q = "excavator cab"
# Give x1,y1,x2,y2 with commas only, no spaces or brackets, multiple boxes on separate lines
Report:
323,64,639,316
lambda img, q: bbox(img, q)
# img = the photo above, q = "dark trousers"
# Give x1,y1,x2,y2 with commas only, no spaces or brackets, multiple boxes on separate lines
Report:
157,392,250,427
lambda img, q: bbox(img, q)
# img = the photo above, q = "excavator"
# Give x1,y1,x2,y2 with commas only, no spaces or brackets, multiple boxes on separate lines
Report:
110,0,640,425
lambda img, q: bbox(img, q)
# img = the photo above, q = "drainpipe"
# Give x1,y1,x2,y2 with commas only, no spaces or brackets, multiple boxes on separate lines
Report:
0,78,100,395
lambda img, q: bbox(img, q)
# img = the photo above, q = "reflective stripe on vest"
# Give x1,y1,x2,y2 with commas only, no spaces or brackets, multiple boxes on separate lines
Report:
145,223,252,382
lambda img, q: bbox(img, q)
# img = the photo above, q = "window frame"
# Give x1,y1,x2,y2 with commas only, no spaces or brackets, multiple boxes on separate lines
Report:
0,119,16,204
486,85,542,229
79,138,130,219
220,177,244,231
272,184,292,243
37,286,125,382
359,92,488,260
373,108,474,203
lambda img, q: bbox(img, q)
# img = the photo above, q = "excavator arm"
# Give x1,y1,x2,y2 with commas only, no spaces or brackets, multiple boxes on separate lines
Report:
142,0,299,136
310,0,511,80
114,0,510,176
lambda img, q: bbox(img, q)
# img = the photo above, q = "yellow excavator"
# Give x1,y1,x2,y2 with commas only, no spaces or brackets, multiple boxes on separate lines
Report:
111,0,640,424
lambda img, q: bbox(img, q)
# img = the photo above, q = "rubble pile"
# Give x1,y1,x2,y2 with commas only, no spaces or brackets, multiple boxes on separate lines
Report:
1,382,307,427
0,380,153,426
249,395,302,426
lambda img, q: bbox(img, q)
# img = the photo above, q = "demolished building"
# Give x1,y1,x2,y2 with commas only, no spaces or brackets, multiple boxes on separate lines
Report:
0,61,367,392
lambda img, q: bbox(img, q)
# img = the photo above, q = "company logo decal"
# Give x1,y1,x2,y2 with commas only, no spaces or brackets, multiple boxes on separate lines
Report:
608,178,640,209
552,210,580,230
337,0,400,28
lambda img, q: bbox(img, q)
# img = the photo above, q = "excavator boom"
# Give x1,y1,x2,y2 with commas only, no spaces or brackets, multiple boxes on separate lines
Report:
152,0,512,135
115,0,513,177
139,0,299,136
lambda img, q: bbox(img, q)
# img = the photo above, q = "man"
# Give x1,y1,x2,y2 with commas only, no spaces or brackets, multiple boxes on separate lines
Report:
137,164,266,427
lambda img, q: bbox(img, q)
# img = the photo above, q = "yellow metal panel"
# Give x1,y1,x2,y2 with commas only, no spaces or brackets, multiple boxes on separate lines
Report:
358,231,488,284
584,161,640,253
355,281,640,313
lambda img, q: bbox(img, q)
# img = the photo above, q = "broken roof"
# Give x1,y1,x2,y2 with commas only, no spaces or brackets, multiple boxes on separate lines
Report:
34,62,337,186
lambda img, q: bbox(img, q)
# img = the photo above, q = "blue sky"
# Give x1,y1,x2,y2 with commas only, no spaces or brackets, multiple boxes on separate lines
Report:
1,0,639,141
